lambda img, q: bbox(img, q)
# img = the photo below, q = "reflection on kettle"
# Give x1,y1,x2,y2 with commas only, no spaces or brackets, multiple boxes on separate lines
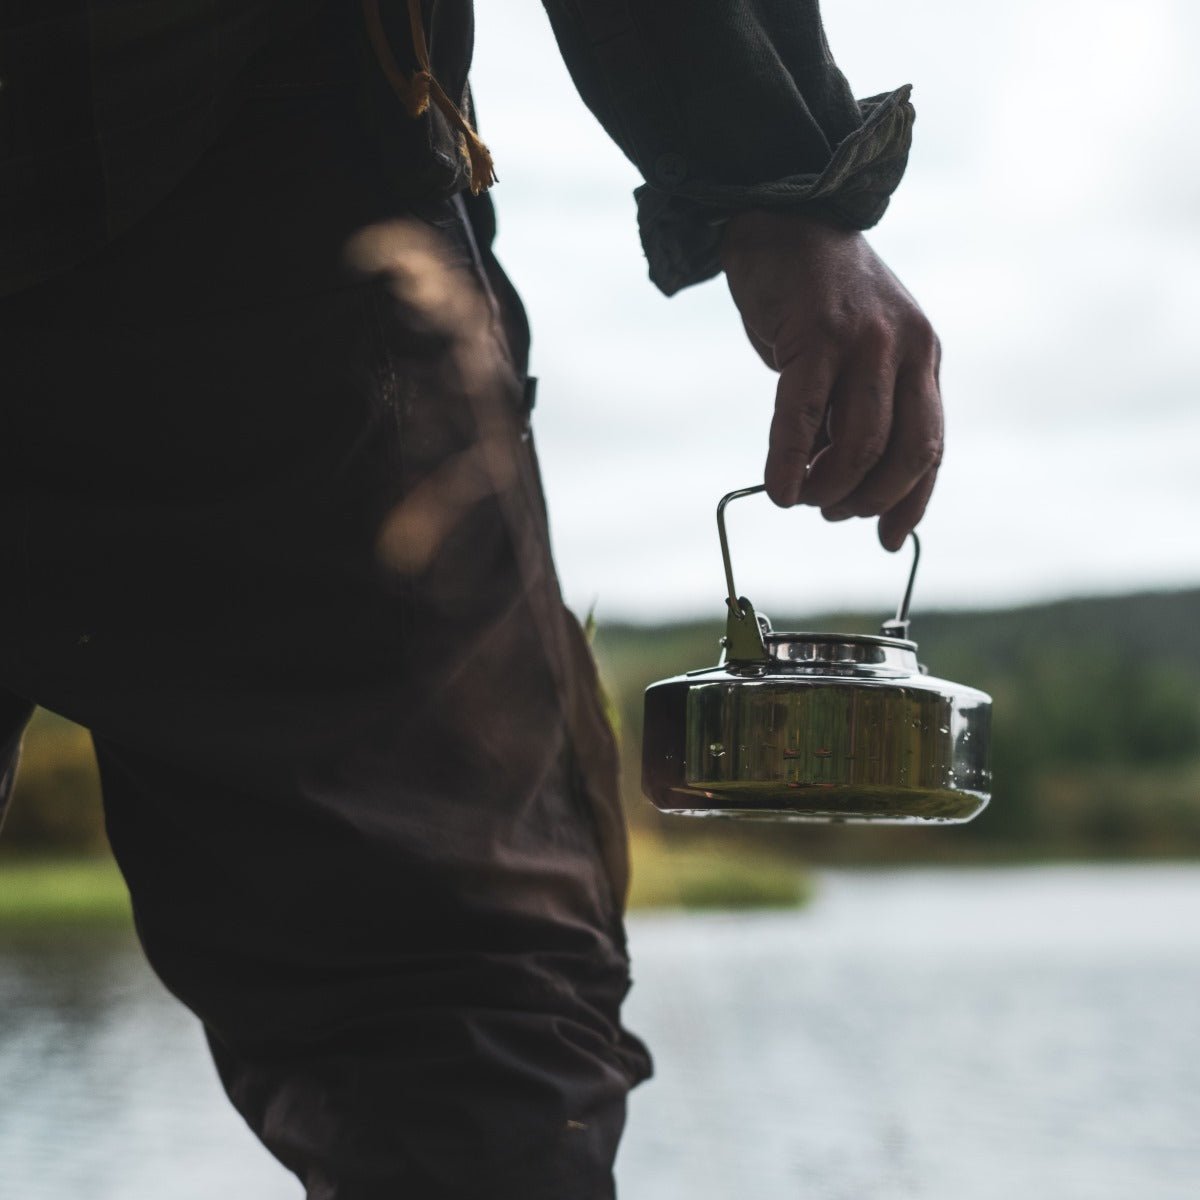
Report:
641,486,993,824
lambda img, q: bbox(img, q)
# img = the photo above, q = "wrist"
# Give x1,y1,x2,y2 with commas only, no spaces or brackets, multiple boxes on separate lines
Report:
719,209,859,270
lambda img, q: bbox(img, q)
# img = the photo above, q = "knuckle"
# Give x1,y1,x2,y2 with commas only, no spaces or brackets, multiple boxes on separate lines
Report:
859,317,898,357
771,429,815,471
859,382,891,415
797,400,828,437
774,436,810,467
904,437,944,473
819,294,873,341
780,402,826,449
814,308,854,343
907,315,938,359
849,435,889,474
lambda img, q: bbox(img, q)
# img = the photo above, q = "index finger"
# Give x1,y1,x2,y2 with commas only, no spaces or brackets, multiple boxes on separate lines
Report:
765,356,837,507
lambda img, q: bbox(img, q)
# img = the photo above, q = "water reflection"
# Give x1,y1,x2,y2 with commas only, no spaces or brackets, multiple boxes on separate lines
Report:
621,865,1200,1200
0,930,299,1200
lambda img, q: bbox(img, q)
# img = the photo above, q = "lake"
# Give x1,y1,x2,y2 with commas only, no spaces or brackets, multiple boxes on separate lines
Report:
2,865,1198,1198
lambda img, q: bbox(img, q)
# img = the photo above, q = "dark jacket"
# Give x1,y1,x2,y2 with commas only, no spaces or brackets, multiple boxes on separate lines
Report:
0,0,913,299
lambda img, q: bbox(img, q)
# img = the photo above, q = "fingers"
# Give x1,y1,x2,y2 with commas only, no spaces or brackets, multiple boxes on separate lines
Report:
765,347,942,550
878,465,939,552
764,357,836,506
825,364,943,547
800,350,897,511
739,217,944,539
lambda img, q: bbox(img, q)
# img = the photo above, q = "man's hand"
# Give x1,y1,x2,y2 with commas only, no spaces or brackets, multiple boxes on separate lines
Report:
720,210,943,552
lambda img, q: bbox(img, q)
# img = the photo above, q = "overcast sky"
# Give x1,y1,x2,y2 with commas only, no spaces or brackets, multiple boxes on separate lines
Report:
470,1,1200,623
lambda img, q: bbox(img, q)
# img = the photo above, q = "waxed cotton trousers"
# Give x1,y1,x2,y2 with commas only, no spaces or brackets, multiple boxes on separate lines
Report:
0,81,650,1198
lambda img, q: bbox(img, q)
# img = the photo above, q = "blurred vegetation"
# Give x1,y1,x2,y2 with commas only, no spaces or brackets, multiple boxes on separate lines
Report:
2,710,107,855
626,832,809,910
0,859,130,927
1,588,1197,921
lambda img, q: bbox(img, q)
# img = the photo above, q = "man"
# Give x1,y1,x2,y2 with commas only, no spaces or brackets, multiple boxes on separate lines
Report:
0,2,942,1196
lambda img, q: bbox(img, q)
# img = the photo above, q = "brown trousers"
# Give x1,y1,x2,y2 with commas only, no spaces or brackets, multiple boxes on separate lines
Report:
0,83,650,1198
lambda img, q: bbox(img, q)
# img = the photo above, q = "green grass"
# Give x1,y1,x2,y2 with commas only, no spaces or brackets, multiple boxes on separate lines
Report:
0,858,132,927
628,833,811,911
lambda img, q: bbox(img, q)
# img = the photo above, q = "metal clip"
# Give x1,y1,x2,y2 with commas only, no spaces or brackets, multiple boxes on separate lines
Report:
717,486,770,661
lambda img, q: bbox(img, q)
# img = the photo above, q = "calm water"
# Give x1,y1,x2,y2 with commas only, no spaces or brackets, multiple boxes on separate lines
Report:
1,865,1198,1198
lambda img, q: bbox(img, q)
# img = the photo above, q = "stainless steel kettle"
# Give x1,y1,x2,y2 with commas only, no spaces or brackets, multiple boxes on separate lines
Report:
642,486,993,823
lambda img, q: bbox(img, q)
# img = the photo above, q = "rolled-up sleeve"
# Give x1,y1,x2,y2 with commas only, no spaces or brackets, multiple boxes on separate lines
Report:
541,1,915,294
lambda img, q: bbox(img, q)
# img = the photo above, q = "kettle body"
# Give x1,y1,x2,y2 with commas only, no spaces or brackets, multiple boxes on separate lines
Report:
643,629,991,823
640,486,993,824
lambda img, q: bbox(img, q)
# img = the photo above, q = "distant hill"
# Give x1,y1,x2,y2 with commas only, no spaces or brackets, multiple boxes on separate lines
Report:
596,587,1200,679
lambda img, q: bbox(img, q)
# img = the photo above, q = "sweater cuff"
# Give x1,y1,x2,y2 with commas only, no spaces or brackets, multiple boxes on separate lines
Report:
637,85,915,296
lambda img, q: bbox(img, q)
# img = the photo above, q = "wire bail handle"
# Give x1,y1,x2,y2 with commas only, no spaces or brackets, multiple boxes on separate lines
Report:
716,484,922,640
